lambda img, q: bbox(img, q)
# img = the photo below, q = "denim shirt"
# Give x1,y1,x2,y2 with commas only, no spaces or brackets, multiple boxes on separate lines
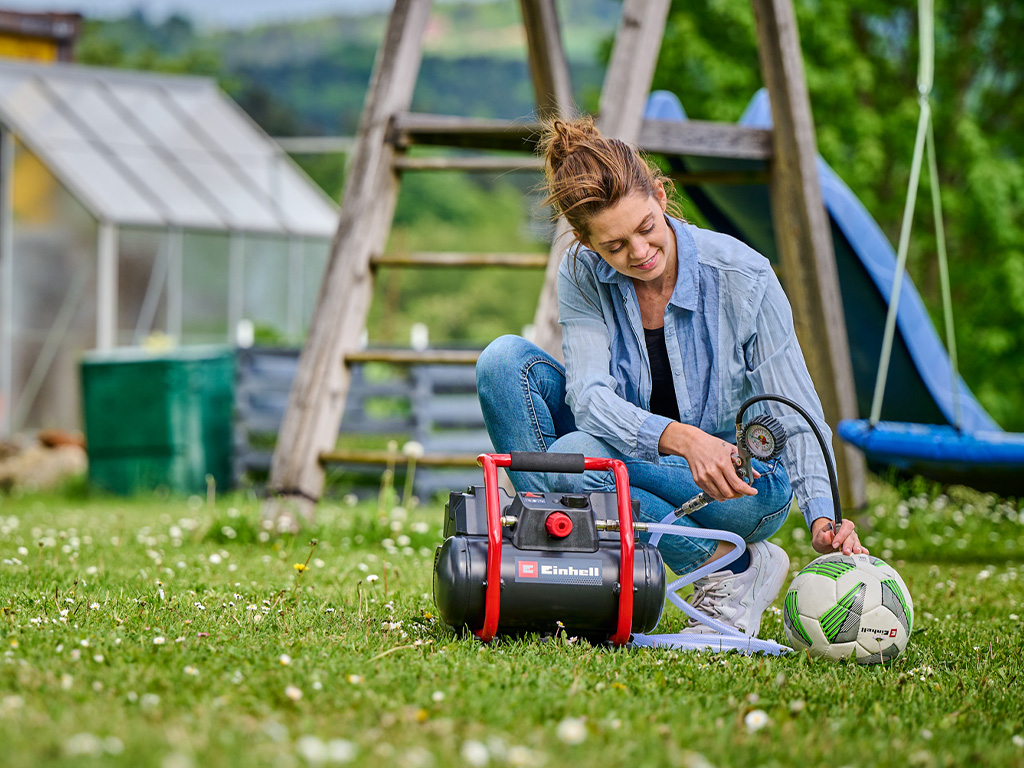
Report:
557,217,835,529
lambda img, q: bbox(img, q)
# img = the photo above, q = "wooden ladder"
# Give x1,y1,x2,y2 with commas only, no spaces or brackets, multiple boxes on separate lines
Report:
263,0,865,525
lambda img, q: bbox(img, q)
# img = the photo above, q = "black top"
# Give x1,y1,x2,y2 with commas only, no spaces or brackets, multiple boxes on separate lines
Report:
643,326,680,422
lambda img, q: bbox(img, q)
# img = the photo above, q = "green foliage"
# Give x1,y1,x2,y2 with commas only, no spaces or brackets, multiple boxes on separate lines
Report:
0,482,1022,766
76,13,223,77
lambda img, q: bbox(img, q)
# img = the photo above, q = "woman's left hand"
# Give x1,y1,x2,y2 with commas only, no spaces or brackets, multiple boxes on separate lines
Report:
810,518,868,555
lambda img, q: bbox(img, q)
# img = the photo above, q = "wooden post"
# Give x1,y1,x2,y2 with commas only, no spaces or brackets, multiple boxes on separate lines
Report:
263,0,434,526
519,0,574,121
750,0,866,509
531,0,671,358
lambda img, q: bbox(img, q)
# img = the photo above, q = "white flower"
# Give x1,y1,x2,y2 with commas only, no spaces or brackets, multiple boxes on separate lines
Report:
296,735,326,763
64,733,103,757
744,709,770,732
184,666,199,677
285,685,303,702
556,717,587,745
506,746,536,767
365,574,379,583
153,636,166,645
346,674,363,684
431,691,445,703
326,739,357,763
209,553,222,565
402,441,425,459
460,740,489,767
1013,735,1024,748
90,603,100,610
279,654,292,666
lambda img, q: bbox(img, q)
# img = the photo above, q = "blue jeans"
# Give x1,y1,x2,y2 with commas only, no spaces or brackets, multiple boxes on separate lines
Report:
476,335,794,575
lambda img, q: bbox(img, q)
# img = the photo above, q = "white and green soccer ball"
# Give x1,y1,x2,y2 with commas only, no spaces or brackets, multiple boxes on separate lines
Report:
783,553,913,664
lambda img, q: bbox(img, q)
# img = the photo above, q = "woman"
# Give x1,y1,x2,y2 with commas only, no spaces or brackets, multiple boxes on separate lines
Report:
476,116,866,637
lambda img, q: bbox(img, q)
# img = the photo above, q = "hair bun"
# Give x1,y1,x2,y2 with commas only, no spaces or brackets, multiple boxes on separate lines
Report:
541,116,600,176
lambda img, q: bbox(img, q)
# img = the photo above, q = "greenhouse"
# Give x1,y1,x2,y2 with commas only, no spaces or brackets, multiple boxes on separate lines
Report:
0,59,338,434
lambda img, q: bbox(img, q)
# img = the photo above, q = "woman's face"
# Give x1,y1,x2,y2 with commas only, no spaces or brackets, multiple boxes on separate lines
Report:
577,184,675,284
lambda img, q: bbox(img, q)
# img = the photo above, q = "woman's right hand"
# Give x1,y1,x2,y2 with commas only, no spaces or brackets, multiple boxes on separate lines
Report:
659,422,758,502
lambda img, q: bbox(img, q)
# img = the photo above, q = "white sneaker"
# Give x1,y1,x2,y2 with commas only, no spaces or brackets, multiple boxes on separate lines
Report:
680,541,790,637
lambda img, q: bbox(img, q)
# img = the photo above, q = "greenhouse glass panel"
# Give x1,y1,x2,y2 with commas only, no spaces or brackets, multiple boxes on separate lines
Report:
181,230,230,345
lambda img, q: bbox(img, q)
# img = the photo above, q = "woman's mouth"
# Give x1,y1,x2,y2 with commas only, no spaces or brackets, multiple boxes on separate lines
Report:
633,252,659,271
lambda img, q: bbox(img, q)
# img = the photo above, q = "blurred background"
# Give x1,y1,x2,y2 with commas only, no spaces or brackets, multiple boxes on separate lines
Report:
0,0,1021,495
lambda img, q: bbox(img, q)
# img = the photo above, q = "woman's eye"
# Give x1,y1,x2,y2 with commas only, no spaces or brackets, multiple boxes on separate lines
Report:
640,225,655,234
608,244,623,254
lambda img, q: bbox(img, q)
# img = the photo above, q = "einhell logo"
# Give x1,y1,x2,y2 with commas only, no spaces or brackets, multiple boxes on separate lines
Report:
514,557,602,585
861,626,898,637
518,561,538,578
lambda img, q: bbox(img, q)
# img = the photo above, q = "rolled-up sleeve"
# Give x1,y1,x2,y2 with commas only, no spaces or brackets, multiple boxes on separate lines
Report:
744,265,836,529
558,261,669,462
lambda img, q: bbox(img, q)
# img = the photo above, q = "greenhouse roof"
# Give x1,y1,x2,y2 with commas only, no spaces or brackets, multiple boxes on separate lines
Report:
0,59,338,237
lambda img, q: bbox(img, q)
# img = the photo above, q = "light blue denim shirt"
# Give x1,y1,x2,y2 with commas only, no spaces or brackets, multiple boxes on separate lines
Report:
557,217,836,529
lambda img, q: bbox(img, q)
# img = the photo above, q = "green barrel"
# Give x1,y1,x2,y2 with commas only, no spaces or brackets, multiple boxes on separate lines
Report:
80,346,235,495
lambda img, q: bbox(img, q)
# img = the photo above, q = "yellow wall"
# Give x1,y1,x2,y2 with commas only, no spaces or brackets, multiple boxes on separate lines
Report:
0,35,59,62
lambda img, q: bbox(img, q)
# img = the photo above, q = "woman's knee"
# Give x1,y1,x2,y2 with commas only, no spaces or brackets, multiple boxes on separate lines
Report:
477,335,534,381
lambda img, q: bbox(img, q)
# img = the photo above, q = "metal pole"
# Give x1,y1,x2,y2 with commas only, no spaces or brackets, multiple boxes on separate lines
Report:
0,130,14,435
95,221,119,349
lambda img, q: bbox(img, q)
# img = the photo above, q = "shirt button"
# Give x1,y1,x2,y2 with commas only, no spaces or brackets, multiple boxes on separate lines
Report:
684,410,691,417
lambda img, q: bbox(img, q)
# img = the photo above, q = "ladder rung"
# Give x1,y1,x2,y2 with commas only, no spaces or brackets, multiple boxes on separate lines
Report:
319,449,482,468
670,170,771,186
393,155,543,172
391,112,540,152
372,251,548,269
346,349,481,365
392,112,774,161
638,119,773,161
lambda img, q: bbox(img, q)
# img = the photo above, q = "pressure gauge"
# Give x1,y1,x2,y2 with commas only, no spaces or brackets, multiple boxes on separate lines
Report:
740,414,787,461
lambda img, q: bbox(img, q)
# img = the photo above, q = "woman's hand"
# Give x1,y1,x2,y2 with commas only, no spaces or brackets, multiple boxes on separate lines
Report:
659,422,759,502
811,518,868,555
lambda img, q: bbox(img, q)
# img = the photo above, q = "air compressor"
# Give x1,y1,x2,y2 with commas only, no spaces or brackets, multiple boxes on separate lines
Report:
432,394,839,646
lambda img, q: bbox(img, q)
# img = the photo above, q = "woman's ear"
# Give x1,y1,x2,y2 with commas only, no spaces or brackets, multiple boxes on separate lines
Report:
574,230,591,250
654,180,668,212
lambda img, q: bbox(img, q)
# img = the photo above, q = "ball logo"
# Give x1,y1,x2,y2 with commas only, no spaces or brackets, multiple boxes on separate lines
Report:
518,561,538,578
889,628,898,638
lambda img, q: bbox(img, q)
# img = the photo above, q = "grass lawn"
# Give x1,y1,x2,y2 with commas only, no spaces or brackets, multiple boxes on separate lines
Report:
1,475,1022,768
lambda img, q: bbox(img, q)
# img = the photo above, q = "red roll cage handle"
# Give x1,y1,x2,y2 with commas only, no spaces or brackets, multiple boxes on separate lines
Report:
475,452,635,646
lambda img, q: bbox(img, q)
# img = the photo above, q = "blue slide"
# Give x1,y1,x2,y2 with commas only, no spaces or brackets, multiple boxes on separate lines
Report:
646,90,1024,495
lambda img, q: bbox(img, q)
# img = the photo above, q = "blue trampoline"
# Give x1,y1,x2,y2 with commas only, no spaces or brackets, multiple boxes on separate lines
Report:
645,89,1024,496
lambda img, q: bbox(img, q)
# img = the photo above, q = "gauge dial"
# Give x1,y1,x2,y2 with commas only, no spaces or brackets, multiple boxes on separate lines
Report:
740,414,787,460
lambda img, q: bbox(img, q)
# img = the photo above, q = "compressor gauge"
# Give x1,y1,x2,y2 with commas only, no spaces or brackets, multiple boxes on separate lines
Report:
741,413,788,461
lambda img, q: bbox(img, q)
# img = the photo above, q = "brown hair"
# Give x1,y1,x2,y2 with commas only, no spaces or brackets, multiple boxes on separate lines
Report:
538,116,681,240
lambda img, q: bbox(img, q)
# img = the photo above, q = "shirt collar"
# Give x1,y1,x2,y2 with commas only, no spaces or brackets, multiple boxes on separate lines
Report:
591,216,699,310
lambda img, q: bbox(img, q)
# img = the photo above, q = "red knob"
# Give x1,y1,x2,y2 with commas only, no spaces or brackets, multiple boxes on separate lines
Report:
545,512,573,538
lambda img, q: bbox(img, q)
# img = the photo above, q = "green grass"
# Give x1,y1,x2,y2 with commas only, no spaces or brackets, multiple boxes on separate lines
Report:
1,477,1022,768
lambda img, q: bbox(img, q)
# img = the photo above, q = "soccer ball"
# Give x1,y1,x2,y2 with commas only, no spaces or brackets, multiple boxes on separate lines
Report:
783,553,913,664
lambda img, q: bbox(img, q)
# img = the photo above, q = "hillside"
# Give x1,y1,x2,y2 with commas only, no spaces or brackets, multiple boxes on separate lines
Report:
77,1,621,135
